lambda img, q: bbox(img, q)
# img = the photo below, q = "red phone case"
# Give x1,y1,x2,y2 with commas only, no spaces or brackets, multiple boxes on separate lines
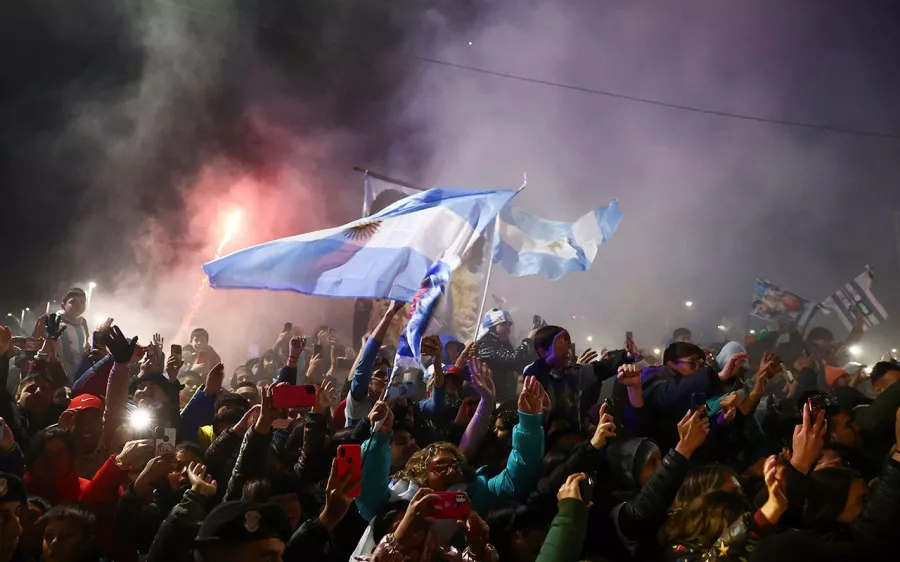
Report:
336,445,362,498
433,491,471,520
272,385,317,409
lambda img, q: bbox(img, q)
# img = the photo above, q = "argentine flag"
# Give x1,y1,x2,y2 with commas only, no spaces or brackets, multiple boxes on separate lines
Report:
393,257,457,370
493,200,622,280
203,187,518,301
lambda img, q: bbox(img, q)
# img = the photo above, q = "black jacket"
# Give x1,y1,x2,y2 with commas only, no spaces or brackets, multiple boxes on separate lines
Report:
476,331,534,402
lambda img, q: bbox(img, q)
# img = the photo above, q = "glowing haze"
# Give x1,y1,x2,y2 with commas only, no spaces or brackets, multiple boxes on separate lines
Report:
3,0,900,368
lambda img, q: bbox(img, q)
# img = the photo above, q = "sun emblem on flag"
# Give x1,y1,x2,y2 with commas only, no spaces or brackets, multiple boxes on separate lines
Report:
547,238,568,252
344,219,382,241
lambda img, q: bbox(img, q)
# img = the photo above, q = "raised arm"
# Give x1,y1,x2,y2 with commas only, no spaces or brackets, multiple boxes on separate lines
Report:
485,377,545,501
459,357,496,460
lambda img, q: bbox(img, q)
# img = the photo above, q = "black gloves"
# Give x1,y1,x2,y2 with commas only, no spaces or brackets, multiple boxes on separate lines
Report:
107,325,138,364
44,313,67,340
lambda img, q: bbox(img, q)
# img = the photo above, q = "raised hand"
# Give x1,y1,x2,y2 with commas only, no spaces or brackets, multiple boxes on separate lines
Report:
468,358,496,403
543,330,570,367
675,409,710,459
460,512,491,558
288,335,306,359
134,454,176,496
165,355,184,380
517,376,543,415
57,410,76,433
616,363,643,387
577,348,599,365
761,455,789,523
187,461,218,497
96,317,114,334
233,404,262,434
115,439,154,471
319,457,363,531
255,385,277,434
791,403,826,474
107,326,139,364
368,400,394,435
0,327,12,356
394,487,442,543
455,341,477,370
557,472,588,502
305,354,323,379
44,313,67,341
421,335,443,359
718,352,749,381
590,402,617,450
313,380,335,414
204,363,225,396
0,417,15,453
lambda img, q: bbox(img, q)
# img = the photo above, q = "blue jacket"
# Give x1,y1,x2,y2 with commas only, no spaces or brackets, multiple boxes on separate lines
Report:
355,410,545,522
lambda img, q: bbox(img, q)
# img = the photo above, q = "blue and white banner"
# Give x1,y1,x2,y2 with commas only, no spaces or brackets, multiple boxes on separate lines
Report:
394,257,458,370
204,186,518,302
493,200,622,280
820,267,889,331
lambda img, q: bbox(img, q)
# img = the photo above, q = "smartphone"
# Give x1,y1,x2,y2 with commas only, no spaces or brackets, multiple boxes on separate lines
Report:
335,357,354,370
272,384,317,409
155,426,177,455
432,491,472,520
783,369,796,384
384,380,416,400
170,344,183,362
808,395,827,419
336,444,362,498
578,475,594,504
690,392,708,416
625,331,636,353
283,322,293,332
92,331,107,350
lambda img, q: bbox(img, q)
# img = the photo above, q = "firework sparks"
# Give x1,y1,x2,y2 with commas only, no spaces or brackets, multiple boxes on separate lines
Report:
174,210,243,344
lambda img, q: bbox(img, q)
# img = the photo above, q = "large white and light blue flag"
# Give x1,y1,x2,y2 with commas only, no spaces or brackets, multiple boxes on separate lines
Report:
203,187,518,301
493,200,622,280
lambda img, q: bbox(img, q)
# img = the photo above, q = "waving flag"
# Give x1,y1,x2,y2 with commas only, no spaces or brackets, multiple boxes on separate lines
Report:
393,257,458,370
493,200,623,280
204,187,518,301
820,267,888,331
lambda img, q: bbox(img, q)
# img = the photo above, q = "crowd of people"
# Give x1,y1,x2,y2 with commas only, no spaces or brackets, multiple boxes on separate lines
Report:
1,285,900,562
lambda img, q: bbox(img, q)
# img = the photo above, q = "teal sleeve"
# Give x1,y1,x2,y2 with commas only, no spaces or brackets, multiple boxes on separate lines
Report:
355,431,392,522
484,410,544,501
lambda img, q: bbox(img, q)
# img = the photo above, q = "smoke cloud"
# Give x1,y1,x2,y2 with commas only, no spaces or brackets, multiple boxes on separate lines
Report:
3,0,900,366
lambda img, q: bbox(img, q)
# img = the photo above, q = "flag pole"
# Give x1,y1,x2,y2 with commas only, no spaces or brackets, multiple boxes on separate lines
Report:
472,174,528,341
352,166,426,191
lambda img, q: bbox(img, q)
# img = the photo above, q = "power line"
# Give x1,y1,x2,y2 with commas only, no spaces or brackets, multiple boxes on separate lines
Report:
145,0,900,141
413,56,900,141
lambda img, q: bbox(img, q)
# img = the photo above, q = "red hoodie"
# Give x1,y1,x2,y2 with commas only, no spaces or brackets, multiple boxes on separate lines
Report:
23,468,88,505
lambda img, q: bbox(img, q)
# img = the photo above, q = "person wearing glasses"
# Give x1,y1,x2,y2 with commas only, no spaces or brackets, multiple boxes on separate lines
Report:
638,342,724,455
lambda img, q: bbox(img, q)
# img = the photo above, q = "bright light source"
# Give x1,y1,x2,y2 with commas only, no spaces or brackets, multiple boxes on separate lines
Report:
129,409,152,431
865,366,873,375
94,314,108,326
88,281,97,289
653,348,661,355
586,336,593,342
749,330,756,335
848,345,862,357
893,348,898,354
24,308,29,312
717,325,727,332
685,301,693,307
5,313,12,317
467,41,473,46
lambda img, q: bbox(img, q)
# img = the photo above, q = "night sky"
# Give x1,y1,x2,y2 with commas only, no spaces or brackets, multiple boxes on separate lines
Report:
2,0,900,358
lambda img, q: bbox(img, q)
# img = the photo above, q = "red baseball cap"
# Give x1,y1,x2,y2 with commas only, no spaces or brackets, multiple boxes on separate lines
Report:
67,394,104,412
